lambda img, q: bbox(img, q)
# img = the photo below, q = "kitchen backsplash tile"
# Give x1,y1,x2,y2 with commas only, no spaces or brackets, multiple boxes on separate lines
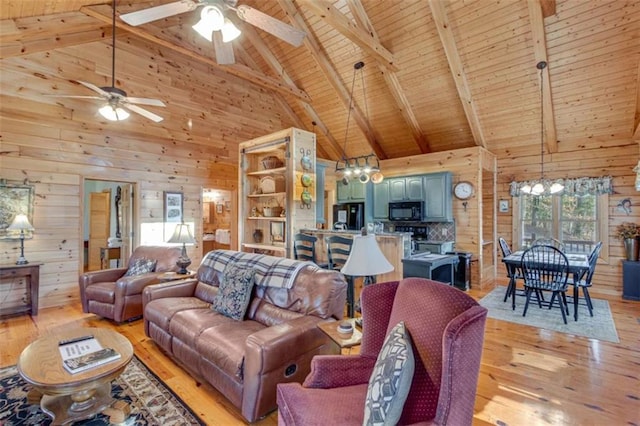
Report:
427,222,456,241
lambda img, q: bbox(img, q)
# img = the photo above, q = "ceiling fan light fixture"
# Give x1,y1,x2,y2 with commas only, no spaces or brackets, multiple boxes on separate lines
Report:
221,18,241,42
99,104,130,121
192,6,225,41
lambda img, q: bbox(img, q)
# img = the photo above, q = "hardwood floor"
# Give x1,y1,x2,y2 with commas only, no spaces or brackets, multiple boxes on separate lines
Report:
1,281,638,425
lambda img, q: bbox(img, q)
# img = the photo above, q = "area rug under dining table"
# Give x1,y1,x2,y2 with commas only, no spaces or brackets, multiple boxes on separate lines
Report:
479,286,619,343
0,355,203,425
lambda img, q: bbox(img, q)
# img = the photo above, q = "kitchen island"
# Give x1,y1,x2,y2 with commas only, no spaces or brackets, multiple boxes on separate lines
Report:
300,229,411,283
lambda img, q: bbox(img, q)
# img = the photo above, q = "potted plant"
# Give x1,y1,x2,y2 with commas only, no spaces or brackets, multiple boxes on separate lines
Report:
616,222,640,261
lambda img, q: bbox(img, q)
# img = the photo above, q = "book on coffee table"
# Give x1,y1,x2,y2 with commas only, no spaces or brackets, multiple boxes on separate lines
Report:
63,347,121,374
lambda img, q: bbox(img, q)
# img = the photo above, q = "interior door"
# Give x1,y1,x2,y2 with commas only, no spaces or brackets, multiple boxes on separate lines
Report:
120,184,133,266
88,191,111,271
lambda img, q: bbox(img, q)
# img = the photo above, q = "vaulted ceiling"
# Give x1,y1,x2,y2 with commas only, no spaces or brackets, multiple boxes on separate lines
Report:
2,0,639,164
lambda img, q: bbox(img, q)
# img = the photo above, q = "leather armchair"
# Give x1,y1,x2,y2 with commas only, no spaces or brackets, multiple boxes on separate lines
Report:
277,278,488,425
79,245,181,322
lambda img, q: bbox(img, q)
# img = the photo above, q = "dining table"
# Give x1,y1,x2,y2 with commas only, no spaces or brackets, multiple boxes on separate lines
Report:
502,250,590,321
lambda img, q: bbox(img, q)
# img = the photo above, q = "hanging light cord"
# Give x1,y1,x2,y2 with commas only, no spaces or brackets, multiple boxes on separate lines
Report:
538,61,546,180
342,62,362,160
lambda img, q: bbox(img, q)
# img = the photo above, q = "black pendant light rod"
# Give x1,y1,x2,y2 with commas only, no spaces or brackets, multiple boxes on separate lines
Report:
537,61,546,180
110,1,116,88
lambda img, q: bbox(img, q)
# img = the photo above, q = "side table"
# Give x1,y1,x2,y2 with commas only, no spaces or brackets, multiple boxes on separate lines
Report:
158,271,196,282
100,247,121,269
622,260,640,300
317,318,362,353
0,263,42,317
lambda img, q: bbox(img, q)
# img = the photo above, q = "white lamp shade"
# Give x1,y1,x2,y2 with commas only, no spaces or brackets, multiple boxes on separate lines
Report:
192,6,224,41
168,223,195,244
99,104,130,121
8,214,34,231
341,234,394,277
221,19,241,42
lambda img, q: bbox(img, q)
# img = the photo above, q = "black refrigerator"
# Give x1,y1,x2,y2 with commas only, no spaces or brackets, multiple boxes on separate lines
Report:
332,203,364,230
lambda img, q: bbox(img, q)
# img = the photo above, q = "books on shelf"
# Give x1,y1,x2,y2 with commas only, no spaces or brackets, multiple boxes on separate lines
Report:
62,347,121,374
58,335,121,374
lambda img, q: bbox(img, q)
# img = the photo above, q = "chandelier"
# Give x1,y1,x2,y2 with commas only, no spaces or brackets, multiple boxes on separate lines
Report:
519,61,564,196
335,61,383,185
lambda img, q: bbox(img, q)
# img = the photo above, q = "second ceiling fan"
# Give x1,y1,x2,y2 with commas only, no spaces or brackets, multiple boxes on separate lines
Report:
120,0,306,65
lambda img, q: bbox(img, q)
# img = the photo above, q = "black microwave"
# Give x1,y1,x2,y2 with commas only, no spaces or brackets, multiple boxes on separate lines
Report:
389,201,423,221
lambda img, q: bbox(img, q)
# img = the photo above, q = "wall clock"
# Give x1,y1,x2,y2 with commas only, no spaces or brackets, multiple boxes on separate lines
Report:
453,181,474,200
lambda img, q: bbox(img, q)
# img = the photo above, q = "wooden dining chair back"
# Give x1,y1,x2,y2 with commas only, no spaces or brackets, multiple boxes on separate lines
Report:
325,235,355,317
521,245,570,323
293,233,318,263
570,241,603,317
532,237,565,252
499,237,523,303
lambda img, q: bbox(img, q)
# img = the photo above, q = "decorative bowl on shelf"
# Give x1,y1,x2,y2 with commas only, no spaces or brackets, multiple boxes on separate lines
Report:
261,156,283,170
263,206,283,217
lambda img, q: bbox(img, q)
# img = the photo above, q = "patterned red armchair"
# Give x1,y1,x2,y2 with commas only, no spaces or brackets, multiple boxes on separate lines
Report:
277,278,488,425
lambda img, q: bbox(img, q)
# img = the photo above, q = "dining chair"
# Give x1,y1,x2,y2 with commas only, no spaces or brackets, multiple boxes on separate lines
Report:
568,241,602,319
521,245,570,324
326,235,355,317
292,233,328,268
499,237,520,302
532,237,565,252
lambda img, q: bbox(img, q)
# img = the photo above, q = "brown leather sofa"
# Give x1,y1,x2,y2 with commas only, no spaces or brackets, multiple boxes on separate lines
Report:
142,251,348,422
79,245,181,322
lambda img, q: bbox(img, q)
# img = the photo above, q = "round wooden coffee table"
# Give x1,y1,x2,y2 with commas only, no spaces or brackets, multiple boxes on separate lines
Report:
17,327,134,425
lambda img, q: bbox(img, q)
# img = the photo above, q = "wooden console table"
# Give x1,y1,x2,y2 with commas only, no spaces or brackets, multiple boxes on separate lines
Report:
100,247,121,269
0,263,42,317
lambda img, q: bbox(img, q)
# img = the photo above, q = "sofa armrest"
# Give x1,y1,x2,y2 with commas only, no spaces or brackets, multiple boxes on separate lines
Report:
142,278,198,306
115,273,163,297
302,354,377,389
79,268,128,312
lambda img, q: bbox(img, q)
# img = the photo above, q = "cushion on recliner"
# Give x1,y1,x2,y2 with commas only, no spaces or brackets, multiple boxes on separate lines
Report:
84,282,116,304
124,258,157,276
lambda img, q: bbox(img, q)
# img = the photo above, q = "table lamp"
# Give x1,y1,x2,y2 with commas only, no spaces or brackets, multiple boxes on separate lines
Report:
341,229,394,286
168,223,196,274
7,214,35,265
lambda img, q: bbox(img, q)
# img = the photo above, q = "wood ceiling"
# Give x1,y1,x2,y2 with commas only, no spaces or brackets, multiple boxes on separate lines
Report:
1,0,639,164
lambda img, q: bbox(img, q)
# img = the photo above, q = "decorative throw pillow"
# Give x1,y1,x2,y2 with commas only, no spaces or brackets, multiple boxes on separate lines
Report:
124,258,157,277
363,321,415,426
212,263,256,321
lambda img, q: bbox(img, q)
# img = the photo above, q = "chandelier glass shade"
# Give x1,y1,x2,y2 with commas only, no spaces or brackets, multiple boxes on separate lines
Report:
517,61,563,196
193,6,241,43
99,103,130,121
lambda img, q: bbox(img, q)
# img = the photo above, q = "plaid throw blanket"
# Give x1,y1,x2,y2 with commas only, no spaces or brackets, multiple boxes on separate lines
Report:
202,250,314,289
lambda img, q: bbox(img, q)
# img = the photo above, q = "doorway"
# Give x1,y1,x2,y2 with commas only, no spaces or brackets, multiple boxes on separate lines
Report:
83,179,135,272
202,188,234,254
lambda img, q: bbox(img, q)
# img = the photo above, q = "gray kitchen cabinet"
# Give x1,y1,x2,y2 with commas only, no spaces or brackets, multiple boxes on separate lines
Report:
372,180,390,219
337,179,366,203
423,172,453,222
388,177,424,202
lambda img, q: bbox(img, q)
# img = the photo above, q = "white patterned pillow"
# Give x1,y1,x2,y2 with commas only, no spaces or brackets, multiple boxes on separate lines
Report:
124,258,157,276
212,263,255,321
363,321,415,426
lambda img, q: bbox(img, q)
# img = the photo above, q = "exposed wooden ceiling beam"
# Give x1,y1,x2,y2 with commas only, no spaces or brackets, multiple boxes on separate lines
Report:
301,0,397,72
235,24,339,159
346,0,431,154
528,0,558,153
278,0,387,160
428,0,486,149
0,13,111,59
80,5,311,103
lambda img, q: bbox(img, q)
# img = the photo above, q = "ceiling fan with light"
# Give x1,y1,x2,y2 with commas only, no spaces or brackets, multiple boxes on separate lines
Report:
119,0,306,65
48,2,166,122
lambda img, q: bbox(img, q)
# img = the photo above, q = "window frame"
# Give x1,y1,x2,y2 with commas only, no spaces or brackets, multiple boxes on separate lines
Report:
512,193,609,263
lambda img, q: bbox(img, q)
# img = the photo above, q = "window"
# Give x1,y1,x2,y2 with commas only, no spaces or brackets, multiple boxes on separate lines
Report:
515,193,608,260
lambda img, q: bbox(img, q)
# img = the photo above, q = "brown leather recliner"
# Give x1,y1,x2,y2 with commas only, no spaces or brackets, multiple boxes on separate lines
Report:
79,245,181,322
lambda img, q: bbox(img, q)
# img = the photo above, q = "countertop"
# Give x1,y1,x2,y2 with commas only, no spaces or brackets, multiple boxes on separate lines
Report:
301,229,412,238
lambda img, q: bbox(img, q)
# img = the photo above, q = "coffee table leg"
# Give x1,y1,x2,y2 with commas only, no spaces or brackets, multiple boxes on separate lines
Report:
40,382,113,425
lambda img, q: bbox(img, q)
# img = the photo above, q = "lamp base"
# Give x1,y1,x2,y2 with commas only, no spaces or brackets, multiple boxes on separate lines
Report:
175,256,191,275
15,257,29,265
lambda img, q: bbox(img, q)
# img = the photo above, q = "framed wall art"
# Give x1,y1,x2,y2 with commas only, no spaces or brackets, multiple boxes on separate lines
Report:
164,191,183,223
0,182,35,239
270,221,285,244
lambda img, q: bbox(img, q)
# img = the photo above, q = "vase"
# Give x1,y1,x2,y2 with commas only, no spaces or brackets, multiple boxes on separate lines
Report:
623,238,639,261
253,229,263,243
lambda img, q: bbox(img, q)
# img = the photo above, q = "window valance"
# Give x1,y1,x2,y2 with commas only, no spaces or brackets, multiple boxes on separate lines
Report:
510,176,613,197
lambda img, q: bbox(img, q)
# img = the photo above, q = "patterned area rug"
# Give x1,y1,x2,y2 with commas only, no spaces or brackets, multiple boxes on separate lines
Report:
0,356,203,425
479,286,619,343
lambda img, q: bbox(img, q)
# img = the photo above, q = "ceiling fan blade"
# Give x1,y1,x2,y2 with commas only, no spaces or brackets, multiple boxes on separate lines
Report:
124,104,164,122
120,0,199,26
235,5,306,47
124,97,166,107
45,95,104,100
213,31,235,65
76,80,110,97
